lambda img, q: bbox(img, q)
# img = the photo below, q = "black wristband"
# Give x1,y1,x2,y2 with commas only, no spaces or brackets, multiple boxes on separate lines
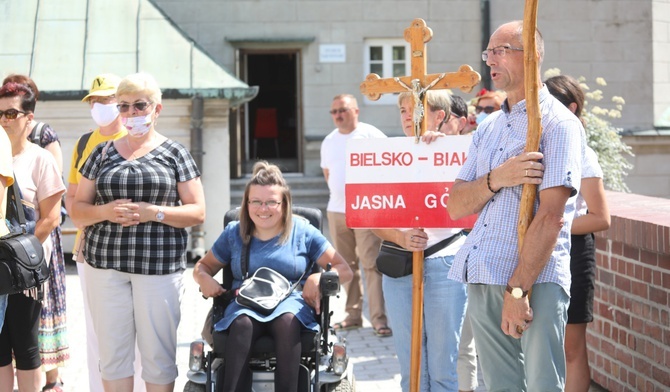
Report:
487,171,500,194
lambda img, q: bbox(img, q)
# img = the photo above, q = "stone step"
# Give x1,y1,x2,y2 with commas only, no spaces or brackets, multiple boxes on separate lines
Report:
230,175,329,191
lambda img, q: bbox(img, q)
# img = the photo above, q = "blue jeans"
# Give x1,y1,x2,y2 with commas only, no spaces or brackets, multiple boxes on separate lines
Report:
0,294,6,332
468,283,569,391
383,255,467,392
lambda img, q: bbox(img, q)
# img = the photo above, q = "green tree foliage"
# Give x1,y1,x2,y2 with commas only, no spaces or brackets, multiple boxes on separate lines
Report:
545,69,633,192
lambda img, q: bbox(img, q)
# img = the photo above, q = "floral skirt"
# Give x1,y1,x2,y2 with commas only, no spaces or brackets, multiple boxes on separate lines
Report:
39,227,69,370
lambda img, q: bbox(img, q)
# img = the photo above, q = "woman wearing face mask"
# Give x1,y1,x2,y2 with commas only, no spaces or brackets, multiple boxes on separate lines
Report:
66,73,146,392
463,89,506,134
71,72,206,391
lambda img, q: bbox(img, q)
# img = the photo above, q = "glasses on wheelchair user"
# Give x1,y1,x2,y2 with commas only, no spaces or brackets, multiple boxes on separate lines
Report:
248,200,282,208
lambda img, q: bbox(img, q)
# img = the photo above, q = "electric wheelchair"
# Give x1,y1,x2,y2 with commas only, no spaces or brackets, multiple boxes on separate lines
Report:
185,206,355,392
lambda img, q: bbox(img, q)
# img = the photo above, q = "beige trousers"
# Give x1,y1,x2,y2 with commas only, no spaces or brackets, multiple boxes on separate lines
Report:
327,211,387,327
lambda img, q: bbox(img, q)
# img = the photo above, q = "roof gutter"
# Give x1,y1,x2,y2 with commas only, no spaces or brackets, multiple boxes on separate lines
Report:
40,86,259,108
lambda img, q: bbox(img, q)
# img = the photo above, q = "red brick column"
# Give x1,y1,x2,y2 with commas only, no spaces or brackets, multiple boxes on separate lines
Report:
590,191,670,391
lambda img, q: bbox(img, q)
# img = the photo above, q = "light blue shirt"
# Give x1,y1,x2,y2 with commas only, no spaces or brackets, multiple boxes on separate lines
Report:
448,87,585,293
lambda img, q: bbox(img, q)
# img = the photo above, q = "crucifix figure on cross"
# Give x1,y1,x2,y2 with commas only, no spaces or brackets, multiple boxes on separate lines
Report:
360,18,481,141
359,18,481,392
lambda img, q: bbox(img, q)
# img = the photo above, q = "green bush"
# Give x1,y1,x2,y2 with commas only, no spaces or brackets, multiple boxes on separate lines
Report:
544,68,633,192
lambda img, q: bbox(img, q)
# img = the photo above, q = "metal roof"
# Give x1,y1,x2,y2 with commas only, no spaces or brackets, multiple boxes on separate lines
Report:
0,0,257,104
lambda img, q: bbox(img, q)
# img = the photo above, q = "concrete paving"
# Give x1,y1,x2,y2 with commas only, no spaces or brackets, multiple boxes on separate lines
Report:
49,261,605,392
57,263,411,392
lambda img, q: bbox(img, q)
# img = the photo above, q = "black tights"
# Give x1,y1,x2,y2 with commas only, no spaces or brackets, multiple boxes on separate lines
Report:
221,313,302,392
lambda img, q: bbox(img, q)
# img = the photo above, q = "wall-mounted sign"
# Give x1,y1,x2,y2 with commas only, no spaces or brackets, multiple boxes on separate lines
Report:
319,44,346,63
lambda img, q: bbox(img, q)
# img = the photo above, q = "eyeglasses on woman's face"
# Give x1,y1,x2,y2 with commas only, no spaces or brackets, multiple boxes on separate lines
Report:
117,101,153,113
248,199,282,209
0,108,27,120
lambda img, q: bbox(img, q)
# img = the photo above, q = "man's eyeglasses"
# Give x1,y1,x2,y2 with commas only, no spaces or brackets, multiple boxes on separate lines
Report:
248,200,282,208
481,45,523,61
475,106,496,114
329,108,351,115
117,101,153,113
0,109,27,120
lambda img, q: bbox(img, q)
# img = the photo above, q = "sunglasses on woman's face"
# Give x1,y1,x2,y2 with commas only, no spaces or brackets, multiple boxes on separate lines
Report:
0,108,27,120
117,101,153,113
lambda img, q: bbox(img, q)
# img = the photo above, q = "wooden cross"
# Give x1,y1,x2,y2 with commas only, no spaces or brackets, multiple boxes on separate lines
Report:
359,18,480,392
360,18,481,139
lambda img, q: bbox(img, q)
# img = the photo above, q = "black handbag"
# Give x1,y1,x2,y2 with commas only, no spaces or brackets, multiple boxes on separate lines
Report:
235,240,312,316
376,231,464,278
0,179,49,295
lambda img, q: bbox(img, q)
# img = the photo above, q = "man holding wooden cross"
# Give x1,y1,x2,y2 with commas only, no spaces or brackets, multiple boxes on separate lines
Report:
447,20,585,390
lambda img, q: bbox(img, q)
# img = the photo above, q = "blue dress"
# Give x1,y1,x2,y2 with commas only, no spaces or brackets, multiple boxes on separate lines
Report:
211,217,330,332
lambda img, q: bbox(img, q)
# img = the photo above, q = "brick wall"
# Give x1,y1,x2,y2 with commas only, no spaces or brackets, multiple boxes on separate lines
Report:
589,191,670,391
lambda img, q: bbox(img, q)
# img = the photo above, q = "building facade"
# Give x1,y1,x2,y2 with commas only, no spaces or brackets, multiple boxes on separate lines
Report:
153,0,670,198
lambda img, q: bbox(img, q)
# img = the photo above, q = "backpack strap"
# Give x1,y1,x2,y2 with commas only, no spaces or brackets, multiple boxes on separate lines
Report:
74,131,94,169
29,122,46,145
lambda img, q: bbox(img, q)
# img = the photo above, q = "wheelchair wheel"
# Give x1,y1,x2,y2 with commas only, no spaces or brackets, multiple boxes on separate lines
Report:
183,381,206,392
324,374,355,392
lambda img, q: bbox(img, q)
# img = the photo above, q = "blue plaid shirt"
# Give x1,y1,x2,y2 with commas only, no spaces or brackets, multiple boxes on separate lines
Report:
448,87,585,293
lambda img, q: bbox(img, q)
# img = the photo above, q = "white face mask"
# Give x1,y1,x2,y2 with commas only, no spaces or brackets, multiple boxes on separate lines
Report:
90,103,119,127
122,111,154,137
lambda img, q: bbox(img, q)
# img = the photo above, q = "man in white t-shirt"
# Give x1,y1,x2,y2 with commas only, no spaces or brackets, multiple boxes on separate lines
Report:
320,94,391,337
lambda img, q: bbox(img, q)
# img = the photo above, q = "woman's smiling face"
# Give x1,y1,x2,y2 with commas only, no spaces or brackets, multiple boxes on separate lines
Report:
247,184,284,233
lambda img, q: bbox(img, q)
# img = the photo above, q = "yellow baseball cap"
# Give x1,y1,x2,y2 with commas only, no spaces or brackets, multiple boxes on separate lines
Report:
81,73,122,102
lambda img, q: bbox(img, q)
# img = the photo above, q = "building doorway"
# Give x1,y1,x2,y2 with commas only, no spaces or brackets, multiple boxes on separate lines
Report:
238,50,302,175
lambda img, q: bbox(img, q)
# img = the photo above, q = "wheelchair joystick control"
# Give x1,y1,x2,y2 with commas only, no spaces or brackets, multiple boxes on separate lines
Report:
320,264,340,297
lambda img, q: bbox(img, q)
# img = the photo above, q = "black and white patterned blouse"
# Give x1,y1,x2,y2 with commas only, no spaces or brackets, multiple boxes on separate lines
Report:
79,139,201,275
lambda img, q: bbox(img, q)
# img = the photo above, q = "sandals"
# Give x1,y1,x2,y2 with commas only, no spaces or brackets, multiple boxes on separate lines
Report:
333,319,362,331
374,325,393,337
42,380,64,392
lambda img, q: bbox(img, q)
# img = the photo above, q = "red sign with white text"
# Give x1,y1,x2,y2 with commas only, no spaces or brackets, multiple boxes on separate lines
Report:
345,136,478,228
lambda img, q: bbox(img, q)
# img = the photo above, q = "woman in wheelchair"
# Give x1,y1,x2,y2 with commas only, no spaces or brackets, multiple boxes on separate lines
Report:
193,161,352,391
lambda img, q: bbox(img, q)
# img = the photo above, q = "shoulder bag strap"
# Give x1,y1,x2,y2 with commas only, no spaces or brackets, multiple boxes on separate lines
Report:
241,240,250,279
7,175,27,231
423,230,464,258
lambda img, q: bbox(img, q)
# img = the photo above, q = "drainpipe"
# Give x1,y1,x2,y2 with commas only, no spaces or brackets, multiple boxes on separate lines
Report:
189,94,206,262
481,0,492,90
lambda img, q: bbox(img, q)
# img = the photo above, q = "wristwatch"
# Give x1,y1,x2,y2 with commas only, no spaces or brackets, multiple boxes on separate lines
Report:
155,208,165,222
506,284,529,299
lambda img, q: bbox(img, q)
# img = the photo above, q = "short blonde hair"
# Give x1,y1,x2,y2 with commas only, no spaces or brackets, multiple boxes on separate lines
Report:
117,72,162,104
